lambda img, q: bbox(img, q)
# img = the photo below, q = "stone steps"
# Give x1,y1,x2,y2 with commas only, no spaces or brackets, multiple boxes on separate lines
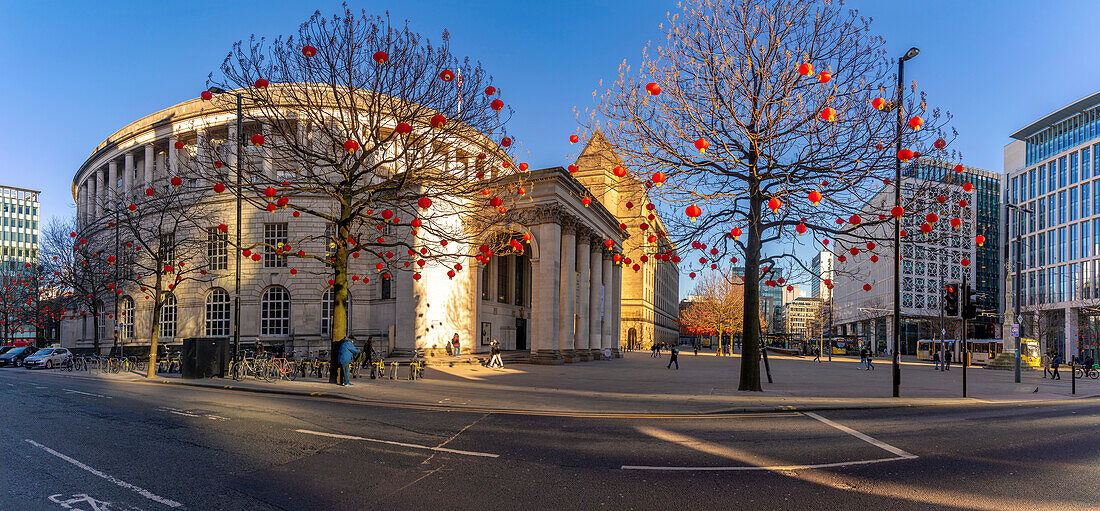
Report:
985,352,1033,371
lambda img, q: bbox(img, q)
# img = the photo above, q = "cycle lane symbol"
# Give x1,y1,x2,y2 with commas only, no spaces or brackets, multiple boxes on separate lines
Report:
48,493,143,511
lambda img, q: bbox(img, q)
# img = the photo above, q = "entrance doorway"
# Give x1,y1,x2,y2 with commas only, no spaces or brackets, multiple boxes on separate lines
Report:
515,318,527,350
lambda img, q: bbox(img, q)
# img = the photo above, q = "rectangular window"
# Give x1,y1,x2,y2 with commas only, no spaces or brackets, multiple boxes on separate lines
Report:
381,274,392,300
497,256,509,303
1058,191,1066,224
1029,235,1036,268
1071,187,1079,221
1070,223,1078,260
1085,221,1092,259
263,223,287,268
1071,152,1079,184
514,252,525,306
1029,168,1036,199
1084,184,1092,218
1059,227,1066,263
480,263,490,301
207,227,228,271
161,234,175,266
1039,163,1047,195
1084,147,1091,180
1049,230,1056,265
1011,176,1019,205
1059,156,1067,188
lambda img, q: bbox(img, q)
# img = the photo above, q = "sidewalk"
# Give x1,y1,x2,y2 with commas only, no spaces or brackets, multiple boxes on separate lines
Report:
28,351,1100,416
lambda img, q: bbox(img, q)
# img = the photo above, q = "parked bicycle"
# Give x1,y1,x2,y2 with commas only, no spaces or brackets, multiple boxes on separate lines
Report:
1073,365,1099,379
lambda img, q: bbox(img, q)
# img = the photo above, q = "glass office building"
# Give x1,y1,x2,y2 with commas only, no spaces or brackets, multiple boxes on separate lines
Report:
906,161,1002,339
1005,90,1100,361
0,185,41,343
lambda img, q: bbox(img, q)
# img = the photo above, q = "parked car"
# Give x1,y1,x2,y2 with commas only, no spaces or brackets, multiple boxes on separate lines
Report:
0,346,17,357
0,347,38,367
23,348,72,370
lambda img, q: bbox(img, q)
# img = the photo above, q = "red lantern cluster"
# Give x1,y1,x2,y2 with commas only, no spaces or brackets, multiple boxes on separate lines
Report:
645,82,661,95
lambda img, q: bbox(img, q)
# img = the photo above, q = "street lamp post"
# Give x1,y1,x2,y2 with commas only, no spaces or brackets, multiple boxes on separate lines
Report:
893,47,919,398
1006,202,1034,383
114,201,121,357
208,87,243,360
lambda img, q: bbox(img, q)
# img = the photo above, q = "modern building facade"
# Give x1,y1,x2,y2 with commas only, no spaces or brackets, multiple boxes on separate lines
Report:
811,250,834,302
1004,90,1100,361
61,94,677,361
0,186,40,265
782,297,823,340
832,173,978,354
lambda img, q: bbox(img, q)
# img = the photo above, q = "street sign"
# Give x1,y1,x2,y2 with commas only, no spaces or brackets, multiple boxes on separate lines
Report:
1011,324,1020,337
941,328,946,336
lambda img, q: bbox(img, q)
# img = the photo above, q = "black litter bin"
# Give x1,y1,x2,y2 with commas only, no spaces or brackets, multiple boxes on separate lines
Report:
181,337,230,379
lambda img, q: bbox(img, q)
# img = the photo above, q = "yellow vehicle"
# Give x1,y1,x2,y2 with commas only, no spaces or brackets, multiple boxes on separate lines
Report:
1020,338,1041,367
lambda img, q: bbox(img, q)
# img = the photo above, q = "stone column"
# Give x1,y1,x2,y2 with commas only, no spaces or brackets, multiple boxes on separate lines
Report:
76,184,86,227
168,136,178,182
611,260,623,356
228,124,239,172
558,220,577,362
532,221,562,363
87,169,97,220
607,254,616,351
262,125,274,179
589,245,604,359
123,152,134,200
392,267,416,356
107,161,117,211
144,144,154,190
575,233,591,361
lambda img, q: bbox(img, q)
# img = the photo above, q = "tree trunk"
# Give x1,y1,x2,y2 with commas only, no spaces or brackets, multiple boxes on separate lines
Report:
146,299,162,378
91,308,101,355
329,217,351,385
739,192,763,391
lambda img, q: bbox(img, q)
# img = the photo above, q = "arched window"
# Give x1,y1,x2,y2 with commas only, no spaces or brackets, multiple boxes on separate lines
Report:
204,288,231,337
120,296,134,339
260,286,291,336
159,294,177,339
320,288,352,337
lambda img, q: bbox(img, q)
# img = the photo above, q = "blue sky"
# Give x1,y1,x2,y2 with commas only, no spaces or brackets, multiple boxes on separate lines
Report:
2,0,1099,298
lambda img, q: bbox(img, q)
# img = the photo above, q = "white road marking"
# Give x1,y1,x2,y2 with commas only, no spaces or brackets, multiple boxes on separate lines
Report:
158,407,229,421
295,428,500,458
622,456,914,471
25,440,183,508
64,389,111,399
803,412,915,458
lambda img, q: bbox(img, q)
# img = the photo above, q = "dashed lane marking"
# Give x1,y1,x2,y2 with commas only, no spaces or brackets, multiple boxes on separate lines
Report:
295,428,500,458
64,389,111,399
25,439,183,508
622,455,915,471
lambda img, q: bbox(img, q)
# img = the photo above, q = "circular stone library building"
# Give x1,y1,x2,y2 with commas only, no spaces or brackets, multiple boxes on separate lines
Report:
61,94,680,361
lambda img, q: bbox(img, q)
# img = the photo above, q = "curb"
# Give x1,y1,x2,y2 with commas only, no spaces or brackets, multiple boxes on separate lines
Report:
10,368,1100,417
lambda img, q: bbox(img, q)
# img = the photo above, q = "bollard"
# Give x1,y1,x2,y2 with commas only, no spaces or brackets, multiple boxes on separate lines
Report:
1072,361,1076,395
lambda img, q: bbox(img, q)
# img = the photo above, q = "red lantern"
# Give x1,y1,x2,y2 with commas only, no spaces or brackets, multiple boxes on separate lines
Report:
867,242,876,251
251,134,265,146
950,217,962,229
217,224,228,233
170,176,182,187
604,239,614,248
685,204,702,221
489,197,503,208
796,223,807,235
251,253,262,262
934,138,946,149
926,212,939,223
200,90,212,101
689,272,696,279
127,204,137,212
254,78,269,89
439,69,455,81
491,99,504,111
290,268,297,275
870,255,879,263
798,62,814,76
849,215,861,225
920,223,933,233
961,258,971,267
817,71,831,83
908,116,924,130
264,186,277,198
396,122,412,135
174,140,184,150
431,114,447,128
213,183,226,193
871,97,886,110
581,196,592,207
849,247,860,256
976,235,986,247
484,86,496,96
145,188,154,196
501,136,512,147
613,166,627,178
645,82,661,95
963,182,974,192
767,198,782,213
302,45,316,57
343,140,359,153
731,227,742,240
292,211,300,218
694,138,709,153
937,195,947,203
276,196,289,208
897,148,914,162
418,197,432,210
809,190,822,205
954,164,964,173
381,209,395,220
820,107,837,122
651,171,666,185
570,134,579,144
266,203,276,213
863,284,872,292
959,199,968,208
373,51,388,64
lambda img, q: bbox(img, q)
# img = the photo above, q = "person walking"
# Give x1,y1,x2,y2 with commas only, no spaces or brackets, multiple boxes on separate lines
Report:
865,350,874,370
488,340,504,368
336,336,360,386
451,333,461,358
1043,351,1052,378
693,342,699,356
1050,352,1062,380
667,344,679,370
933,350,941,370
813,345,821,363
858,347,867,370
944,349,952,371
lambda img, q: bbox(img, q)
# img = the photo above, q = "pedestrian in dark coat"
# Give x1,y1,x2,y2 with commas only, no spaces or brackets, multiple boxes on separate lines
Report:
667,345,679,370
336,337,360,386
933,350,941,370
1050,353,1062,380
944,349,952,371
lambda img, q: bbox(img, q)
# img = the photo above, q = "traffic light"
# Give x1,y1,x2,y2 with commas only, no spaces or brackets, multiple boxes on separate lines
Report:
943,283,959,317
962,286,977,320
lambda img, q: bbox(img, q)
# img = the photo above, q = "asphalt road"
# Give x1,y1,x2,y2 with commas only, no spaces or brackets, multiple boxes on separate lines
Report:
2,367,1098,511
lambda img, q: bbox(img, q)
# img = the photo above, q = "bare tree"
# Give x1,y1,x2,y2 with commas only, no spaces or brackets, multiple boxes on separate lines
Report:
581,0,959,390
191,8,528,382
114,186,213,377
0,259,40,344
42,217,115,353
